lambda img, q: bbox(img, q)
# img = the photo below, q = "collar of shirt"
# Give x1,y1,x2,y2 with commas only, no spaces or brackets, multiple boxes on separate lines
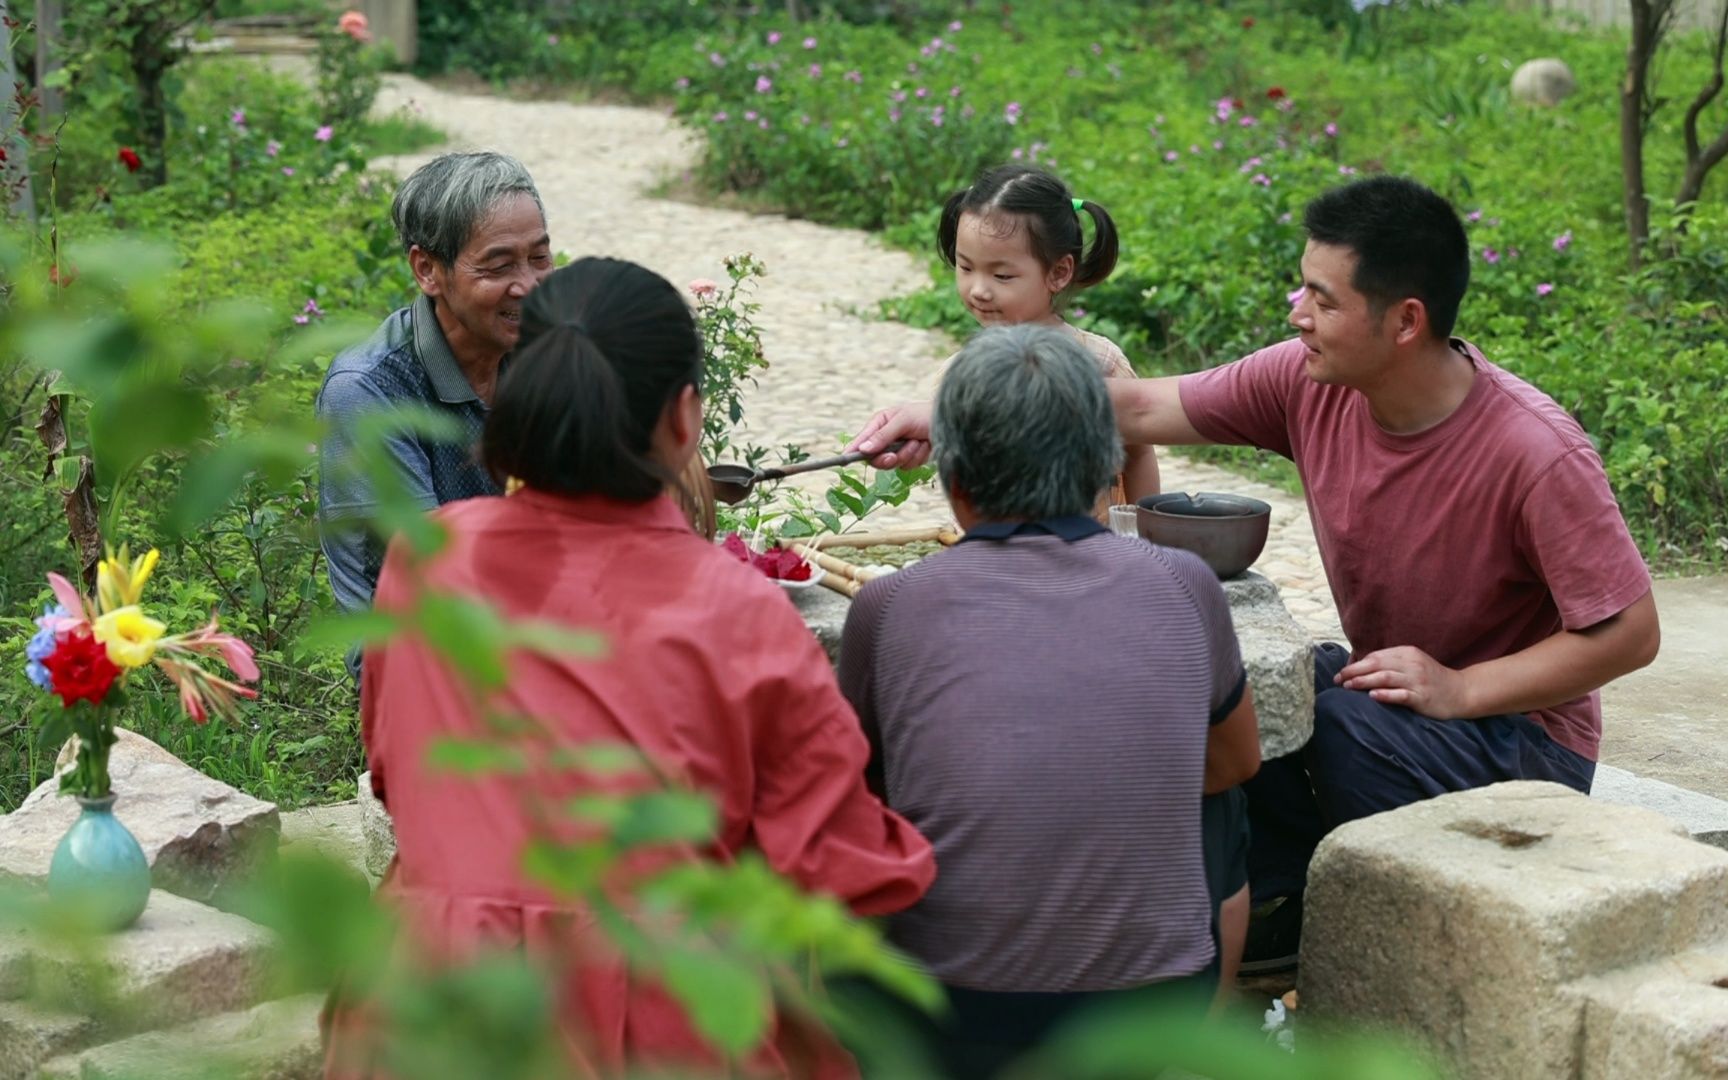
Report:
412,294,487,406
959,515,1109,543
508,488,694,533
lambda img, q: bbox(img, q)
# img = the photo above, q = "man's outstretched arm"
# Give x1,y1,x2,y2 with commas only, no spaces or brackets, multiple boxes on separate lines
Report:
850,374,1211,469
1336,588,1661,719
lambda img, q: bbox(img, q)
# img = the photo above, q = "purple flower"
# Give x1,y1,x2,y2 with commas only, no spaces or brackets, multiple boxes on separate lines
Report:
767,31,781,45
675,77,690,90
809,63,822,77
709,51,725,67
1213,139,1225,151
1508,247,1521,260
915,86,928,99
1239,115,1259,127
546,33,559,47
744,109,758,121
844,69,862,84
1239,155,1263,173
281,166,295,177
1536,282,1555,296
803,36,817,49
755,75,773,93
304,298,325,317
837,137,849,148
1482,247,1501,264
713,111,729,122
758,118,768,129
891,89,907,103
1072,306,1088,318
231,108,246,126
1189,144,1201,155
949,19,963,31
265,139,281,158
1553,229,1573,252
1091,42,1103,55
315,124,334,142
1164,150,1180,162
931,108,945,127
949,85,963,97
1251,173,1272,186
1011,147,1024,159
1004,101,1022,125
889,108,902,124
293,314,310,325
1338,165,1358,175
907,61,920,73
1324,122,1339,137
961,103,975,119
1466,210,1483,223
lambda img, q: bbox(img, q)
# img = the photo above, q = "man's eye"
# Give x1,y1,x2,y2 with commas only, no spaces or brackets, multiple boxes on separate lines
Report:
531,253,551,265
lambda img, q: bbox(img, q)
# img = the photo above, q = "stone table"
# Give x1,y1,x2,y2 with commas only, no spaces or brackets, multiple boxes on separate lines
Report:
791,568,1316,759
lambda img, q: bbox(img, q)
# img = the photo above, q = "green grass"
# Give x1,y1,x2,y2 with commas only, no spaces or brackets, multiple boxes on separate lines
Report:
359,112,448,157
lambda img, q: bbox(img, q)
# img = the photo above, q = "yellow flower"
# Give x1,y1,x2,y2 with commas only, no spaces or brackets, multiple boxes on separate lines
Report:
97,546,159,612
93,605,167,669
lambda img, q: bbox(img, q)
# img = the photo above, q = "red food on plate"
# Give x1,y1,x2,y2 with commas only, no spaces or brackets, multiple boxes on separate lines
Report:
720,533,813,581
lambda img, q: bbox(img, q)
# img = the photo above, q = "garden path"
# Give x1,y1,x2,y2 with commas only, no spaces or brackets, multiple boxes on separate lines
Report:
366,74,1345,642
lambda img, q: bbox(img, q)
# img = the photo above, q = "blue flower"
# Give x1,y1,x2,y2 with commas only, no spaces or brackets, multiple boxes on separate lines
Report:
26,660,52,689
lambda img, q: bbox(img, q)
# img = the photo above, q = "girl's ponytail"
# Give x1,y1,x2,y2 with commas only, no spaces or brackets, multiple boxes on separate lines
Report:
1072,199,1120,289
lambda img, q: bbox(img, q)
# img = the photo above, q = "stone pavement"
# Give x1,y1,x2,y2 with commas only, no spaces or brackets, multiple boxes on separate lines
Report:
363,74,1347,645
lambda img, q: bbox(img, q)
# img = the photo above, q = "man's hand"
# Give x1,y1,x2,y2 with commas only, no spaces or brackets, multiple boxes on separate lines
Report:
848,402,934,469
1336,646,1472,719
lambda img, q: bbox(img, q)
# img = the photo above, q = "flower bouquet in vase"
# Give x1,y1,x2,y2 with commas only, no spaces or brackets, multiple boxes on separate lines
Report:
22,546,260,931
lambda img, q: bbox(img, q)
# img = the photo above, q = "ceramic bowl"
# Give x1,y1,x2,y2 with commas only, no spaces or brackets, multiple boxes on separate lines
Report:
1135,492,1272,578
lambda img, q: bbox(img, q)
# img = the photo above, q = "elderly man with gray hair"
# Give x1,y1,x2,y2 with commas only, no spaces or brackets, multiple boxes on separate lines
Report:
836,324,1262,1078
316,151,552,614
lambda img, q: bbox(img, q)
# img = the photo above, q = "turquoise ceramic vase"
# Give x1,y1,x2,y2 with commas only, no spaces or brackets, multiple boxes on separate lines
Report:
47,793,151,932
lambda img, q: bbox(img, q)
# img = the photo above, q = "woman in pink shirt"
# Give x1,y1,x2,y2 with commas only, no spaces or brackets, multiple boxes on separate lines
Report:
323,257,934,1078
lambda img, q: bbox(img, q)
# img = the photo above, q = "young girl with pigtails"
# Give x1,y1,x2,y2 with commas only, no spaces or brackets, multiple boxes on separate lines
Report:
934,164,1160,506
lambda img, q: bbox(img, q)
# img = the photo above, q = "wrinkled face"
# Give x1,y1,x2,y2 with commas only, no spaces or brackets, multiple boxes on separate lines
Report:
1287,240,1395,387
422,193,552,360
953,212,1071,327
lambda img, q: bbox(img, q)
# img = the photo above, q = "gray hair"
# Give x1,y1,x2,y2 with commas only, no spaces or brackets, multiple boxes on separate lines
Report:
933,324,1123,522
390,151,546,265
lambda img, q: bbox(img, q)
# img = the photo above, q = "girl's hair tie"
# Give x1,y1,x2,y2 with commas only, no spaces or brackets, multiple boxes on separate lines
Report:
1072,198,1085,212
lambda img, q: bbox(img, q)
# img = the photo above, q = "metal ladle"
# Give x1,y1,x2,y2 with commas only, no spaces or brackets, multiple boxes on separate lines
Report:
707,441,905,505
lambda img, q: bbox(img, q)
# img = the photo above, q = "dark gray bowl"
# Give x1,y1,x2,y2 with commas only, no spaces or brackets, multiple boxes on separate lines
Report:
1135,492,1272,579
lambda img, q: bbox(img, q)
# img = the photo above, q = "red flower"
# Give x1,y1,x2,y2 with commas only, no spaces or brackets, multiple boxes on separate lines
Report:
1242,17,1255,28
41,626,121,707
0,146,7,163
117,147,141,173
1267,86,1287,100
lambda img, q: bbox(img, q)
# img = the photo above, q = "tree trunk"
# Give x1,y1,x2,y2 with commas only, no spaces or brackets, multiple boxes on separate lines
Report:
0,0,37,223
131,53,169,189
1674,1,1728,211
1621,0,1663,268
35,0,63,120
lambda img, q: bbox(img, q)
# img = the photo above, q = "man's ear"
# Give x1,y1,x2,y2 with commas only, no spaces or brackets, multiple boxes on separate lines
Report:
1392,297,1427,346
408,245,444,297
1046,253,1076,295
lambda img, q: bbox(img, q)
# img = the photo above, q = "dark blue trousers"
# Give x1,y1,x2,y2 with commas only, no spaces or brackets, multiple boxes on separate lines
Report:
1244,642,1597,901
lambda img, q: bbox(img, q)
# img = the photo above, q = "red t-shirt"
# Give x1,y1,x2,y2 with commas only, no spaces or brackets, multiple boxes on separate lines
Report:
1179,338,1650,759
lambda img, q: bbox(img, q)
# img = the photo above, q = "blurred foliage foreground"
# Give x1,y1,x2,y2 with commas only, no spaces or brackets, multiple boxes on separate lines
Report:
0,234,1443,1077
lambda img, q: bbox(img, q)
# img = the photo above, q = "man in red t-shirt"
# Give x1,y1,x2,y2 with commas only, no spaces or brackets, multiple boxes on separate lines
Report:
847,176,1660,973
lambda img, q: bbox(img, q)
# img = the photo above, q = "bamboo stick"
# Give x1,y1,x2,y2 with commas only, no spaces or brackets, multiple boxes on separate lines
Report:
803,525,962,550
816,573,862,599
783,542,883,586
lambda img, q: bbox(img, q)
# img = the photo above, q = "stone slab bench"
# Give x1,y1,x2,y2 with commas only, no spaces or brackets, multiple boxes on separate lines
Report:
1303,781,1728,1079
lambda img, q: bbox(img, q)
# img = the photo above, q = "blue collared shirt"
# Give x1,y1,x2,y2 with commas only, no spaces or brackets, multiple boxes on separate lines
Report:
315,295,504,614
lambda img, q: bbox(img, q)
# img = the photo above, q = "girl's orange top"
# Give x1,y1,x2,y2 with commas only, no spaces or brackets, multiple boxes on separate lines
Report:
323,490,934,1079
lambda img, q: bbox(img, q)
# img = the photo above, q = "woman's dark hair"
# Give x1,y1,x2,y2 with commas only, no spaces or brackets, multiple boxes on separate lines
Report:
483,257,702,500
1302,176,1471,340
936,164,1119,291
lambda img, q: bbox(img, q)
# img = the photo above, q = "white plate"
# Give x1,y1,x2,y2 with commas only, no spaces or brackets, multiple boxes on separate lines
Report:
775,564,826,591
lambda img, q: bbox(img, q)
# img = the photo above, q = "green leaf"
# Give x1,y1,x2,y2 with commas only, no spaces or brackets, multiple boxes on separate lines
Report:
417,592,510,689
520,838,610,896
297,609,402,654
88,382,211,484
610,790,719,848
543,743,651,776
660,946,769,1056
504,620,608,662
425,738,526,775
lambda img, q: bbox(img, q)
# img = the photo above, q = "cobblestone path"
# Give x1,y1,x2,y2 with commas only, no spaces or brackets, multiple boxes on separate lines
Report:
370,74,1345,642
